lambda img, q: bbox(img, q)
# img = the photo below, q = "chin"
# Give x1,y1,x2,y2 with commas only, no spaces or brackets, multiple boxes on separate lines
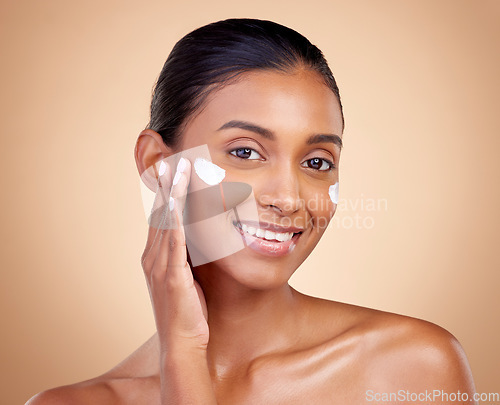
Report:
194,240,312,292
216,256,296,291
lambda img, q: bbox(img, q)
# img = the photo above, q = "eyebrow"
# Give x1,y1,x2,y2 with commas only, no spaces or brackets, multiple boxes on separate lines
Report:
217,120,342,150
306,134,343,150
217,120,274,140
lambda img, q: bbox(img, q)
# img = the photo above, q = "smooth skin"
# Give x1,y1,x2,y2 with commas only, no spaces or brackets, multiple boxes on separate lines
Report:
27,69,477,404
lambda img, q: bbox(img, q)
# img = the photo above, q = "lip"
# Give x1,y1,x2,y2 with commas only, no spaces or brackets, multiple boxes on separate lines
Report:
232,221,303,257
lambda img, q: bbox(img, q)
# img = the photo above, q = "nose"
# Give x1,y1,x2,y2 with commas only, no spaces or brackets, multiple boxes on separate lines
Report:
257,164,302,216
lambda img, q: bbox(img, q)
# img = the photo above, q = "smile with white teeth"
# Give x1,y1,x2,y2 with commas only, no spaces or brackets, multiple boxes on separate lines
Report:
238,223,295,242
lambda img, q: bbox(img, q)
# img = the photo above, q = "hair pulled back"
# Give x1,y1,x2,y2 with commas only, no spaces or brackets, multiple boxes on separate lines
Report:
147,18,344,147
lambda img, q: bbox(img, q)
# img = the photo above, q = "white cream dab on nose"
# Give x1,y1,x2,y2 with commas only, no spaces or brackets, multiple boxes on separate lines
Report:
329,182,339,204
194,157,226,185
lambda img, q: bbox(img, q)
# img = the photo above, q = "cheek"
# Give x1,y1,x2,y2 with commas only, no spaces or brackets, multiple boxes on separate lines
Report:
306,187,337,232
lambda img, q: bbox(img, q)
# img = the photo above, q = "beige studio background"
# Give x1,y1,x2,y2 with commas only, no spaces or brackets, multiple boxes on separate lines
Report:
1,0,499,403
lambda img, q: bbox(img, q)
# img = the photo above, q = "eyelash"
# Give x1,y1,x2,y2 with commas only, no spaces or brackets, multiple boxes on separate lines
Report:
228,147,336,172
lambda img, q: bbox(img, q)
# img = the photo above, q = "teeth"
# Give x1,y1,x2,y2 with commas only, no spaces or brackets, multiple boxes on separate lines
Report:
264,230,275,240
238,223,294,242
276,232,287,242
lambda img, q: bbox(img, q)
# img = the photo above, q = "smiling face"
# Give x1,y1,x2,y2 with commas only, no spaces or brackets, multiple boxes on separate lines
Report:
176,68,344,289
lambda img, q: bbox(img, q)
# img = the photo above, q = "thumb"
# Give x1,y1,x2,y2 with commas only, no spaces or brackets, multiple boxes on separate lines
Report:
193,279,208,322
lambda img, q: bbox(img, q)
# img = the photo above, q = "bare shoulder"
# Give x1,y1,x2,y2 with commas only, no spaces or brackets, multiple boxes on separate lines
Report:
311,297,476,392
26,375,160,405
364,311,476,390
25,379,117,405
26,334,161,405
26,375,161,405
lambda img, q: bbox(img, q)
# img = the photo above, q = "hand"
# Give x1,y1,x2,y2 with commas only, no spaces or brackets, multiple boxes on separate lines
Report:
141,157,209,352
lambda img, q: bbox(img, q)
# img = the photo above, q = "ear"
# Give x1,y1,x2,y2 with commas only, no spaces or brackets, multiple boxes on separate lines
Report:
134,129,174,191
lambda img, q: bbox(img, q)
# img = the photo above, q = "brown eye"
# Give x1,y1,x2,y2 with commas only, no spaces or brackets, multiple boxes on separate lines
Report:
309,158,322,170
230,147,261,160
302,158,334,171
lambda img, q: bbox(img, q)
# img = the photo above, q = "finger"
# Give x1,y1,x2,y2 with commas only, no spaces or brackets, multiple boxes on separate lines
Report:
154,157,192,273
170,157,191,215
142,160,173,269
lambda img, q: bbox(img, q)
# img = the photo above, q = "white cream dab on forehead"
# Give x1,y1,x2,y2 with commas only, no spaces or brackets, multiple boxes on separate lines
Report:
329,182,339,205
194,157,226,185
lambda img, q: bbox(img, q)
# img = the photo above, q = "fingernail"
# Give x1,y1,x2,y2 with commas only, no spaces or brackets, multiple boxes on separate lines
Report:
177,157,187,173
172,171,181,186
158,161,167,177
172,157,186,186
169,196,175,211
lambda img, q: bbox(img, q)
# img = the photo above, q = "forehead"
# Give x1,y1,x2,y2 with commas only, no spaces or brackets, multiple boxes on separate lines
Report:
184,69,344,138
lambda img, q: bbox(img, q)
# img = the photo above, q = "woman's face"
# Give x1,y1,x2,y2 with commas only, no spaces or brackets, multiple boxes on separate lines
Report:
178,68,343,288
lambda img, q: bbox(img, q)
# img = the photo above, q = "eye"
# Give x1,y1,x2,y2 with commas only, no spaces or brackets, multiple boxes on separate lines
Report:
229,147,262,160
302,157,335,171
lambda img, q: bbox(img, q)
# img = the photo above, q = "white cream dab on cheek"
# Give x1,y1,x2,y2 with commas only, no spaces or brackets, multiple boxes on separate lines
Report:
194,157,226,185
329,182,339,204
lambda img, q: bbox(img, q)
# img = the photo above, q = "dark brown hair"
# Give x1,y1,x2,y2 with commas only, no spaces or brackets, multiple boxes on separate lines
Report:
147,18,344,147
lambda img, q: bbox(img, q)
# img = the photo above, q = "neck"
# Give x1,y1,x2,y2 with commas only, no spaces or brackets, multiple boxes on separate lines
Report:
193,264,303,380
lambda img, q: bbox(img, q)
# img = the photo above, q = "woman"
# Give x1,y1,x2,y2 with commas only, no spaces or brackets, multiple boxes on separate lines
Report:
28,18,476,404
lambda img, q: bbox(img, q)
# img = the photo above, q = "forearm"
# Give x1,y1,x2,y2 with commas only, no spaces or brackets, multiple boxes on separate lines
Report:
161,344,217,405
